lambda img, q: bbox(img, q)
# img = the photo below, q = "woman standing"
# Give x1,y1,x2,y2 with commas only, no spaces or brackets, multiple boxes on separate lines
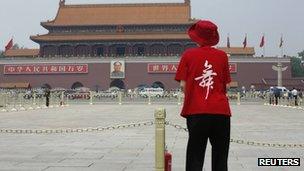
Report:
175,20,231,171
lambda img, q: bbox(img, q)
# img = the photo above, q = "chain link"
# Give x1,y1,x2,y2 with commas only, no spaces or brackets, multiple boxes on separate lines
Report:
165,121,188,132
0,121,154,135
1,120,303,148
165,121,304,148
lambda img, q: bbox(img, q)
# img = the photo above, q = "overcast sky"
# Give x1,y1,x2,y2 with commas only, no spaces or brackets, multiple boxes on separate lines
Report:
0,0,303,56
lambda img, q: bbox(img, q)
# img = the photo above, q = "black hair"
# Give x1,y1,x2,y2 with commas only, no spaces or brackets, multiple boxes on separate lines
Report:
113,61,122,66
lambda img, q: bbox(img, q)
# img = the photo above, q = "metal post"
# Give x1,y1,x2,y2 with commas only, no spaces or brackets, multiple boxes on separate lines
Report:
237,92,241,105
11,92,17,112
41,93,47,109
264,92,268,105
0,93,3,111
66,94,69,106
1,93,8,112
37,93,43,109
282,97,287,106
118,91,122,105
278,96,281,106
148,92,151,105
61,91,64,107
177,92,182,105
49,92,54,108
55,92,60,107
90,91,93,105
33,92,37,106
155,108,166,171
19,93,26,111
28,94,34,110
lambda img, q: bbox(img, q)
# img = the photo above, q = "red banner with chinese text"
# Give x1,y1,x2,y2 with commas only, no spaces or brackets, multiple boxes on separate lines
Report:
148,63,237,73
4,64,89,75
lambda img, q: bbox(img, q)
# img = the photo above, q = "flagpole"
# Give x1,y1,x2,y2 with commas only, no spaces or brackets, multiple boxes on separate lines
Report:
279,34,284,57
245,33,247,57
227,33,230,48
263,33,265,57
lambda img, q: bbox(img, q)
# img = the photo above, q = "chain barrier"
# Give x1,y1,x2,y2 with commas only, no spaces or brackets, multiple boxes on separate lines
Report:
165,121,304,148
264,103,304,111
1,119,303,148
0,121,154,135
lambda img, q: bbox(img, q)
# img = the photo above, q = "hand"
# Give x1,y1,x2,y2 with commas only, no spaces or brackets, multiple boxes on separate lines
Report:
180,80,186,92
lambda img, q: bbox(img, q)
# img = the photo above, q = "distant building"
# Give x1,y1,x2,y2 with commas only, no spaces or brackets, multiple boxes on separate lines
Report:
1,0,303,90
30,0,196,57
217,47,255,57
4,49,39,58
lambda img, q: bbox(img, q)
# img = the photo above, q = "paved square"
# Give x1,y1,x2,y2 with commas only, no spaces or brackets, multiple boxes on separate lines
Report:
0,103,303,171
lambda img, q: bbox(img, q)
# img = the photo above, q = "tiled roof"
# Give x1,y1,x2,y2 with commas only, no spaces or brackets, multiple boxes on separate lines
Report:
30,33,189,42
4,49,39,57
0,82,31,89
217,47,255,55
43,2,192,26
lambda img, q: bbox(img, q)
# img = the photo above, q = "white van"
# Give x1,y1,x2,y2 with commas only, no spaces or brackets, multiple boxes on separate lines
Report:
270,86,289,96
139,88,164,98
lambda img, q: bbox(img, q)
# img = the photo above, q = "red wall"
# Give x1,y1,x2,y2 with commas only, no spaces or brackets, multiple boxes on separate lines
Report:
0,61,296,90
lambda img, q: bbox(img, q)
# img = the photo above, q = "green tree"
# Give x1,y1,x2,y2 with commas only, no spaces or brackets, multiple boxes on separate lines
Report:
291,57,304,77
0,50,4,58
12,43,20,50
298,50,304,60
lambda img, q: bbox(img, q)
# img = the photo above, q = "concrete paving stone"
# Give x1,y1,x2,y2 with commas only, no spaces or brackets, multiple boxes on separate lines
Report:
0,166,47,171
243,165,295,171
0,104,303,171
232,149,266,158
15,160,93,167
89,163,127,171
33,152,75,160
100,156,136,164
112,150,142,155
69,152,104,159
0,155,38,163
229,163,245,169
262,149,304,158
0,161,19,167
124,167,155,171
43,166,91,171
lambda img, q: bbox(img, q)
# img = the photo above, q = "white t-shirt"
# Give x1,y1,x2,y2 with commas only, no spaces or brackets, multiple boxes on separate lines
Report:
291,89,298,96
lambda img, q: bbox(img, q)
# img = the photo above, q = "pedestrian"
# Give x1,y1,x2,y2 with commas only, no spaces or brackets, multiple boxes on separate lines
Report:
45,88,51,107
175,20,231,171
291,87,298,106
274,87,281,105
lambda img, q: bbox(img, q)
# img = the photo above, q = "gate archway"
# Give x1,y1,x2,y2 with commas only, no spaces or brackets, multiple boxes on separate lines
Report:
41,83,52,89
71,82,84,89
151,81,165,89
110,79,125,89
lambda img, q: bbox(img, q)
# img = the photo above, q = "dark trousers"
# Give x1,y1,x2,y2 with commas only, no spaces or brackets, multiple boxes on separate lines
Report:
275,95,279,105
186,114,230,171
294,96,298,106
46,97,49,107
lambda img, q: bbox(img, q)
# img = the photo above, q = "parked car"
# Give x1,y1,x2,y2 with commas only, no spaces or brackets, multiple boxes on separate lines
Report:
139,88,164,98
23,89,45,99
67,91,90,100
94,91,118,98
269,86,289,96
